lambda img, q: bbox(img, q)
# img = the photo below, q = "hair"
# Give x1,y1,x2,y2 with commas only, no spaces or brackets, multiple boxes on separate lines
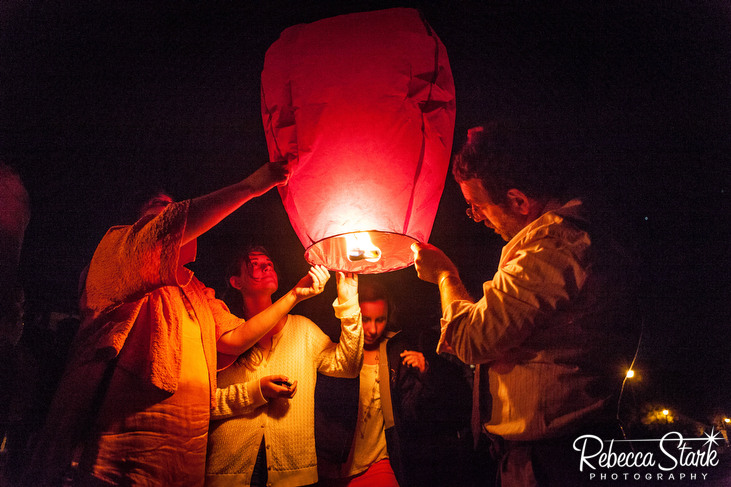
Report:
225,244,274,282
0,163,30,216
126,187,175,223
451,120,567,205
137,192,173,219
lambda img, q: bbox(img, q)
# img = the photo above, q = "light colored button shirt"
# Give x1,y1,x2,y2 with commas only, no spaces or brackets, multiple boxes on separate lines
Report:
438,199,638,441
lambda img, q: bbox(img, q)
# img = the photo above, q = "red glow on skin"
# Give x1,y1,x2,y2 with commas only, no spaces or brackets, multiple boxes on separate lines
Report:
459,179,524,241
361,299,388,349
238,252,278,296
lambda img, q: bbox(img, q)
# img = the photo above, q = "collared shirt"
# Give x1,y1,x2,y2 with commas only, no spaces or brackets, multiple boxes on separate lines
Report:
439,199,638,441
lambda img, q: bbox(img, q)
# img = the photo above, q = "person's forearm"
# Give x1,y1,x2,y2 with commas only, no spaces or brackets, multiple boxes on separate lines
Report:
319,295,363,378
183,178,263,244
217,289,300,356
212,380,266,420
438,272,473,313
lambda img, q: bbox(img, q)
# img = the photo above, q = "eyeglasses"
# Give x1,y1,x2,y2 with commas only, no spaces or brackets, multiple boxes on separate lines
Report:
466,206,480,222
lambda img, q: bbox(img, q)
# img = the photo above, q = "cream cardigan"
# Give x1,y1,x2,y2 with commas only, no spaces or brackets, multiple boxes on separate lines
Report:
206,296,363,487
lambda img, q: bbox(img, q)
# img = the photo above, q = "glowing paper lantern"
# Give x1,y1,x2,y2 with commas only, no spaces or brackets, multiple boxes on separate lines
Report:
261,8,455,273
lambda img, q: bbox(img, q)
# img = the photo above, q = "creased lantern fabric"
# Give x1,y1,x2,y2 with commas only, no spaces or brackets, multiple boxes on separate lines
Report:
261,7,455,273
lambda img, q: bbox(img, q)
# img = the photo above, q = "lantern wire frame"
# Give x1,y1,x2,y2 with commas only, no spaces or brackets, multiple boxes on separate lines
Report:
305,230,419,274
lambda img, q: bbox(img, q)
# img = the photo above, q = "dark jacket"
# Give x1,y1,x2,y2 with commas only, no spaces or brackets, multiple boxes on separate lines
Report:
315,329,473,487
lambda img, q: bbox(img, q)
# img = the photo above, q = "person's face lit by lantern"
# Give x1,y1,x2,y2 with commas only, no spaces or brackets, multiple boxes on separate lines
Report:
361,299,388,348
460,178,525,242
230,252,278,297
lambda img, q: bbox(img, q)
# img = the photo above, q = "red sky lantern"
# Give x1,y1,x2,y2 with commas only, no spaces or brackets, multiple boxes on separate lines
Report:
261,8,455,273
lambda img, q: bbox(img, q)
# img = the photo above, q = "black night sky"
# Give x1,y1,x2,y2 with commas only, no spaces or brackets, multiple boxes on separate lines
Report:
1,0,729,429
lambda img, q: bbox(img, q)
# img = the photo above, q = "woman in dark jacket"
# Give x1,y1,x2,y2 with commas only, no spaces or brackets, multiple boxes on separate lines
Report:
315,278,473,487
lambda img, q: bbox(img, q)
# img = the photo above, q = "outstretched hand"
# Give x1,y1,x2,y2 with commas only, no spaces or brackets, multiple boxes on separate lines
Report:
293,265,330,301
245,160,291,198
336,272,358,304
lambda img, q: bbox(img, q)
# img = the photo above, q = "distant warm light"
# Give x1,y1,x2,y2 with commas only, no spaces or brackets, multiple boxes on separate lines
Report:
626,369,635,378
345,232,382,263
662,409,669,416
724,418,730,424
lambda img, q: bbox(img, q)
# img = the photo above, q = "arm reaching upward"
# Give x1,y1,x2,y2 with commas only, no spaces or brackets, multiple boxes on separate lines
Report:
313,272,363,378
183,161,290,245
217,265,330,357
412,242,473,313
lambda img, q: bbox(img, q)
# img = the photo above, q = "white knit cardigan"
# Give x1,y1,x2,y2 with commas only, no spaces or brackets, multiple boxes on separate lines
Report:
205,296,363,487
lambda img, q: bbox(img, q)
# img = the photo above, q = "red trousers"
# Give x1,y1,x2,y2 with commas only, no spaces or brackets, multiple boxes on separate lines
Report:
320,459,399,487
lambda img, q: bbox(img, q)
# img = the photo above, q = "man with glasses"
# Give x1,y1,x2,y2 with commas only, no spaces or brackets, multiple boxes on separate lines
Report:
412,121,639,486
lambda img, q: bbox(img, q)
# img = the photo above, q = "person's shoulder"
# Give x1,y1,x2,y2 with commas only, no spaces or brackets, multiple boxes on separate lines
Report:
88,224,137,266
106,223,133,232
286,314,330,345
287,314,317,329
96,223,133,243
186,274,211,294
538,198,586,227
526,199,591,244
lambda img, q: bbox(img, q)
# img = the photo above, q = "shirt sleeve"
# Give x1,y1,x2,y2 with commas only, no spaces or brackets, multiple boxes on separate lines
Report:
313,294,363,378
211,377,267,420
439,227,590,364
83,200,189,313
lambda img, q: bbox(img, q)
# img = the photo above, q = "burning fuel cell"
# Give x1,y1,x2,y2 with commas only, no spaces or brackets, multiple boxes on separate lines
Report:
345,232,382,263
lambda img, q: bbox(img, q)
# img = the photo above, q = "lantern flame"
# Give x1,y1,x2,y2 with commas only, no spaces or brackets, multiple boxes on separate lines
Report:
345,232,382,263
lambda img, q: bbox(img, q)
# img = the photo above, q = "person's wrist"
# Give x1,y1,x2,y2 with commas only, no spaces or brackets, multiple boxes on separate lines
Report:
238,177,260,198
257,377,269,401
438,272,459,288
287,288,303,304
338,290,354,302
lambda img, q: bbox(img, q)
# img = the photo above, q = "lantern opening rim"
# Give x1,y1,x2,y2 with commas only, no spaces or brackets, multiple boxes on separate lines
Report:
304,230,420,274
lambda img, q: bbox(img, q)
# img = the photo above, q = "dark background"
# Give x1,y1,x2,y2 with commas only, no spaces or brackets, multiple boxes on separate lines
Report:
1,1,729,426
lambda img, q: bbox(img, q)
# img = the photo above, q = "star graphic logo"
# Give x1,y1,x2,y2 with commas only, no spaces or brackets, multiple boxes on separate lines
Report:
702,428,722,448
